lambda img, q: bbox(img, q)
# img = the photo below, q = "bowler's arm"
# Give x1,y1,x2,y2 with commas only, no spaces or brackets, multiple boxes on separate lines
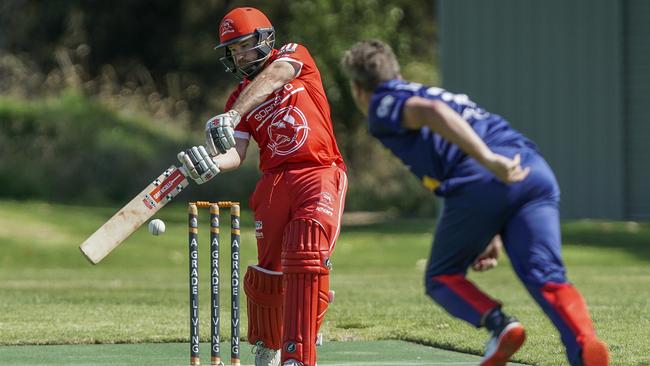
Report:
402,97,529,183
402,97,496,166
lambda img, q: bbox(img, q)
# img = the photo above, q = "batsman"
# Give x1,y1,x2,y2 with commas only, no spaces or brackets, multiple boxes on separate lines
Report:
176,7,347,366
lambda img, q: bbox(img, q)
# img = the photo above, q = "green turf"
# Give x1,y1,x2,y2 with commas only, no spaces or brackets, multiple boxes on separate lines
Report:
0,341,526,366
1,199,649,365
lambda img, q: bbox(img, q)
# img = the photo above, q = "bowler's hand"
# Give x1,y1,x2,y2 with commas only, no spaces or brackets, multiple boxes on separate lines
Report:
205,110,241,155
472,235,502,272
177,145,220,185
484,153,530,184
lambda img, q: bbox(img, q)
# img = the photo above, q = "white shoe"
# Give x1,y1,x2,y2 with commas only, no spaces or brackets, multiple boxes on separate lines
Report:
282,360,302,366
282,358,318,366
480,318,526,366
253,342,281,366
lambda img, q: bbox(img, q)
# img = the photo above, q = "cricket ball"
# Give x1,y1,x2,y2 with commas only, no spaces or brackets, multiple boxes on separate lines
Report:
148,219,166,236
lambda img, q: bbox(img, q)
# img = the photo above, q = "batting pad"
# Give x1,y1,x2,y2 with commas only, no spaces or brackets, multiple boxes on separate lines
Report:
244,265,284,350
281,219,331,366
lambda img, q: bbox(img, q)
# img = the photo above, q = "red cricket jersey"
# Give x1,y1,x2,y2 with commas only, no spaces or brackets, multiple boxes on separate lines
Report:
225,43,345,172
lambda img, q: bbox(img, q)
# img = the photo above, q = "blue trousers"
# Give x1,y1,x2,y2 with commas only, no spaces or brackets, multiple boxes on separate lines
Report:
424,148,589,365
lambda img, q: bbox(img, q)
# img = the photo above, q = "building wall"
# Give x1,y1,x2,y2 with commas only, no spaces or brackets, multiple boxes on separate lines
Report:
624,0,650,219
438,0,625,219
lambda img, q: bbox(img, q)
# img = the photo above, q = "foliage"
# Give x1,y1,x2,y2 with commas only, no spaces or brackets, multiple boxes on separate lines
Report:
0,92,260,203
0,0,440,213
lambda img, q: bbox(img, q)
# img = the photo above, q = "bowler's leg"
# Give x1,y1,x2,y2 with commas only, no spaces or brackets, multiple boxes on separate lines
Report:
424,193,526,366
503,200,609,366
425,198,505,326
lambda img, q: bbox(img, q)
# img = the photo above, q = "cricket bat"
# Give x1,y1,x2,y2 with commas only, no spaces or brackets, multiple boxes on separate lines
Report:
79,165,190,264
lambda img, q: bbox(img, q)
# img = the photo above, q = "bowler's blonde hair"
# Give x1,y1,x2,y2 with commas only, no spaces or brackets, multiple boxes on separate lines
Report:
341,39,401,91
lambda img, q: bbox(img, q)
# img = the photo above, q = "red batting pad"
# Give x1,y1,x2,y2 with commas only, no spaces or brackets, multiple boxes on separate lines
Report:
281,220,330,366
244,265,284,349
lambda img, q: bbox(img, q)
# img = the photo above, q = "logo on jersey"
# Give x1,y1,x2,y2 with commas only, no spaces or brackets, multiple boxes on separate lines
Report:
426,86,490,120
376,95,395,118
278,43,298,56
285,342,297,353
220,19,235,37
316,191,335,217
267,106,309,156
255,220,263,239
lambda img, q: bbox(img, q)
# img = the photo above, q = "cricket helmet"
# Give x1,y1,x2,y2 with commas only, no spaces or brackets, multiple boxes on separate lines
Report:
215,7,275,79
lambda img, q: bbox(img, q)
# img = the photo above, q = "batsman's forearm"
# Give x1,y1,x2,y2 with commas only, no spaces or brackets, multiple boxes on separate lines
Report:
213,146,243,171
231,62,295,117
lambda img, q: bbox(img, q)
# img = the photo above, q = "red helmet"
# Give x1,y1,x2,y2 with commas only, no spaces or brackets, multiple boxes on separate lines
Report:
215,7,275,79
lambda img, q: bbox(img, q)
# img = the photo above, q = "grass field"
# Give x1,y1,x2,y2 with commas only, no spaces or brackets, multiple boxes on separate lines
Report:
0,199,648,365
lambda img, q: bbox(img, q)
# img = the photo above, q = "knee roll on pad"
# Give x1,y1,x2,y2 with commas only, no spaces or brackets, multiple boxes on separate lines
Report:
281,219,331,366
244,265,284,350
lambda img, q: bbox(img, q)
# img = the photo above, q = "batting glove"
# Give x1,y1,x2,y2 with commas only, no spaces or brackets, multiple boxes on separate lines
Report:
205,110,241,155
177,145,220,185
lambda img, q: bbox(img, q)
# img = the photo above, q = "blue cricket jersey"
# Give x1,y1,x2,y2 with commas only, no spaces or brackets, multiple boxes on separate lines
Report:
368,79,536,196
